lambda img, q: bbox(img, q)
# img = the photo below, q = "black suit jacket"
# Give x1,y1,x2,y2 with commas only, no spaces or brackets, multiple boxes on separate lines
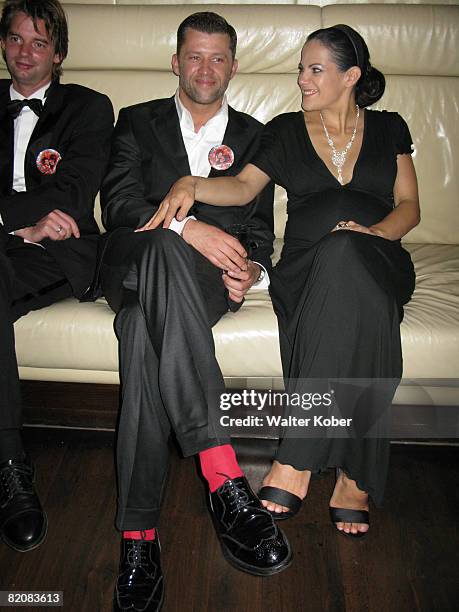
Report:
101,97,274,272
0,79,114,297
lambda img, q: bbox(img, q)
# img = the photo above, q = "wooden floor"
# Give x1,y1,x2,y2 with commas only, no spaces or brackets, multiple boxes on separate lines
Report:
0,428,457,612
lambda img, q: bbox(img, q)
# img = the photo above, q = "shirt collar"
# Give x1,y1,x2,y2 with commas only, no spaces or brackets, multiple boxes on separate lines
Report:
10,81,51,102
174,89,228,134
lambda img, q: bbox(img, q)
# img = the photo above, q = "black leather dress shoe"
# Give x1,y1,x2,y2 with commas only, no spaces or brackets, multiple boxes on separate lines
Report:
209,476,292,576
0,457,47,552
114,536,164,612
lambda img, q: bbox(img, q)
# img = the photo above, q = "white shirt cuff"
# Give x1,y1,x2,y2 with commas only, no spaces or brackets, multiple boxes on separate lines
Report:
168,216,196,236
7,226,45,248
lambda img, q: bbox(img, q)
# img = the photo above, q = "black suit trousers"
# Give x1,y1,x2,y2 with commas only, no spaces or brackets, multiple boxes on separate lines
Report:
0,230,72,460
100,228,232,530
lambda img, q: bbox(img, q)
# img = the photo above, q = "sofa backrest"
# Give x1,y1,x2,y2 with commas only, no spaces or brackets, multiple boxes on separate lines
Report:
1,3,458,244
57,0,459,6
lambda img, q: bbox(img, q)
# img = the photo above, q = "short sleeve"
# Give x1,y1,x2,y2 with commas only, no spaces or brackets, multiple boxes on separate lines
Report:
391,113,414,156
250,117,288,188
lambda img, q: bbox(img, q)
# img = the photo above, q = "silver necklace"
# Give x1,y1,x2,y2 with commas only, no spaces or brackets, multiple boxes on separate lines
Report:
319,105,360,185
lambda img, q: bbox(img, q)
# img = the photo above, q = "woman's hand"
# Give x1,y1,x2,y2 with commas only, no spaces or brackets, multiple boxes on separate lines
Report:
135,176,197,232
332,220,387,238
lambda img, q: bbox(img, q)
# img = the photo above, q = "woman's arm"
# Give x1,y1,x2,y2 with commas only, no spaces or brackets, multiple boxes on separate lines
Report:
370,154,420,240
137,163,270,231
335,154,420,240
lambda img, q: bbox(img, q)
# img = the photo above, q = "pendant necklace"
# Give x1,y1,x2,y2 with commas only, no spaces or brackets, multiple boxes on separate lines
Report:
319,105,360,185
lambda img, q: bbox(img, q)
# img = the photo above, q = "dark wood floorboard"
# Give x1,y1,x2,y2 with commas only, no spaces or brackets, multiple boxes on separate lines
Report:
0,429,457,612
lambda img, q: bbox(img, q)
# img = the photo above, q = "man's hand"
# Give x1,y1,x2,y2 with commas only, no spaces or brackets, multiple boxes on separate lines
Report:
182,220,247,274
14,209,80,243
223,261,261,303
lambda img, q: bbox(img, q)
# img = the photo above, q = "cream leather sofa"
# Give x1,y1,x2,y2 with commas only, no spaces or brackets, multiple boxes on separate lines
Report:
3,3,458,428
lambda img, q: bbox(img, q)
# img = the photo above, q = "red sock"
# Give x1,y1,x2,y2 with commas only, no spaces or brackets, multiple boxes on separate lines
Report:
123,528,156,541
199,444,244,492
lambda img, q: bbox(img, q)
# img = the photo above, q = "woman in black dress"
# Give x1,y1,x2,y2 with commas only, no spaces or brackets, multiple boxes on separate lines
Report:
146,25,420,537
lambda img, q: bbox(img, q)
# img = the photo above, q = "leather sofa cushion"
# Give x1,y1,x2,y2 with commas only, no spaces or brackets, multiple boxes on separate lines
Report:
15,243,459,384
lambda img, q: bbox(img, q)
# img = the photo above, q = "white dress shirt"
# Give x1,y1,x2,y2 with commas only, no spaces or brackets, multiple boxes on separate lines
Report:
0,83,50,245
11,82,50,193
171,91,269,289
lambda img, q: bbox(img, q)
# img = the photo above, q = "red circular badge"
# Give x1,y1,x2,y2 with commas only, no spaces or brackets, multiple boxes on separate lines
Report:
36,149,62,175
208,145,234,171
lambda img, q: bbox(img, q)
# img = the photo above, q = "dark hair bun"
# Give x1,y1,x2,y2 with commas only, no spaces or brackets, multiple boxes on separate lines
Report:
356,64,385,107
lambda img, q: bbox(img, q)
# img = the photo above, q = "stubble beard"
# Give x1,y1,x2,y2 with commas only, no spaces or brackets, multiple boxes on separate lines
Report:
180,76,228,106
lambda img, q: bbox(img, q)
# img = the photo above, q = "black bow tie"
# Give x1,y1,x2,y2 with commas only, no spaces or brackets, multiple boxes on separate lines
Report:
6,98,43,119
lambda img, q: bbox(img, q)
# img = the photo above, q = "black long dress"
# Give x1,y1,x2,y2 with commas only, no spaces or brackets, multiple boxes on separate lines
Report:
251,109,416,505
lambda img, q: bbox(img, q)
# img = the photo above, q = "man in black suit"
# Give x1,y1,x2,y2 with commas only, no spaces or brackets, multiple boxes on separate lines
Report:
0,0,113,553
101,12,291,612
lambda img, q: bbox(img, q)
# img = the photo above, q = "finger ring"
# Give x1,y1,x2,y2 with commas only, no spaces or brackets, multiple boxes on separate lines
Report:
56,225,62,233
337,221,349,228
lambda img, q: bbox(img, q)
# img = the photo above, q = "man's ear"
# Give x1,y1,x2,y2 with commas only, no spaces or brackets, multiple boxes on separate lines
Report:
345,66,361,89
229,58,238,81
171,54,179,77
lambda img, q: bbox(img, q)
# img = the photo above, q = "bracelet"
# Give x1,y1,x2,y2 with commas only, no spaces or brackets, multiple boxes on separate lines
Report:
256,266,265,284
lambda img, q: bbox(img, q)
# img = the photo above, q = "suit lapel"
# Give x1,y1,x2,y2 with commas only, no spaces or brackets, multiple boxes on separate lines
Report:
0,80,69,194
27,81,65,164
149,98,190,177
209,106,248,177
149,102,249,179
0,82,14,195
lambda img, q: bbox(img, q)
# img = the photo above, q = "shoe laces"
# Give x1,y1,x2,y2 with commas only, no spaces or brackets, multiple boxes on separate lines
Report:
125,538,150,568
217,473,250,512
0,461,33,506
216,473,277,541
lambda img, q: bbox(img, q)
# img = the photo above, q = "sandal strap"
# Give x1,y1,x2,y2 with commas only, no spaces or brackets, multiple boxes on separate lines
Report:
258,486,302,514
329,507,369,525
